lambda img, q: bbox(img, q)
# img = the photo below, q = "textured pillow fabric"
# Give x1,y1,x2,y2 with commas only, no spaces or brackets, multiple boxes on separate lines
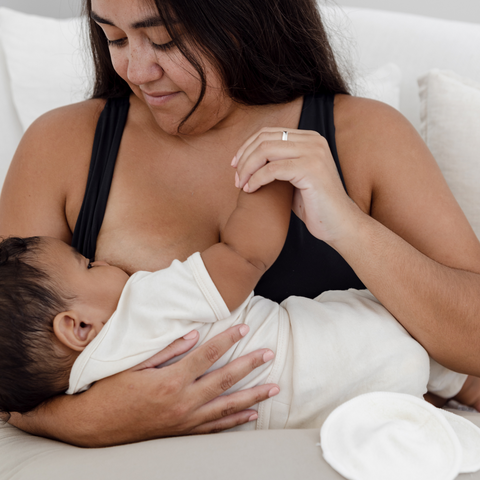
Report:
0,8,92,132
0,21,23,187
418,69,480,240
356,63,401,110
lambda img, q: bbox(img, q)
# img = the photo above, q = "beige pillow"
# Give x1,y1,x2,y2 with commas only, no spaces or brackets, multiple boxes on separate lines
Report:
418,69,480,240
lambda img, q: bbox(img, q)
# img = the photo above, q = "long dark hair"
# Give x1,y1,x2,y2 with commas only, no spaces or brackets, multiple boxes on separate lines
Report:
84,0,349,125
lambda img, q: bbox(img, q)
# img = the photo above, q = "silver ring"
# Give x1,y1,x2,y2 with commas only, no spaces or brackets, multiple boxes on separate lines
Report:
282,131,288,141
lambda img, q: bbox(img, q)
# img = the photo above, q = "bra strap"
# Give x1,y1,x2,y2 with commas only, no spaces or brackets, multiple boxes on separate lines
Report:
71,96,130,259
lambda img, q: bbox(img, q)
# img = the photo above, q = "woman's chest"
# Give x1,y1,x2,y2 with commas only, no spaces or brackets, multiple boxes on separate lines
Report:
94,138,239,275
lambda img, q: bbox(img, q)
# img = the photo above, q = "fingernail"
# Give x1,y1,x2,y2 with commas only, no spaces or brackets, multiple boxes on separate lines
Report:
243,183,250,193
268,387,280,398
183,330,198,340
235,172,240,188
239,325,249,336
263,350,274,362
231,155,237,167
248,413,258,422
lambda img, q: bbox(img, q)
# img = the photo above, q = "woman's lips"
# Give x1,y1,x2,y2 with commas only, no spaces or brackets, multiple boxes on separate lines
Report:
142,91,179,106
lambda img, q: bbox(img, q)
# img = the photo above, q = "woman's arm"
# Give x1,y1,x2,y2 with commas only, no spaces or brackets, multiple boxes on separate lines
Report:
7,326,278,446
233,96,480,374
0,103,279,445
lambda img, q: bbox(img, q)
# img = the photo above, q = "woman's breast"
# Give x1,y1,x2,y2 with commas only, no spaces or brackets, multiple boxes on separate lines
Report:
94,159,239,275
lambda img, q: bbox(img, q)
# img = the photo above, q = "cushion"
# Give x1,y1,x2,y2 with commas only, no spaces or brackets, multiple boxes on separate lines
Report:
0,7,91,132
0,18,23,187
320,5,480,130
356,63,401,110
418,69,480,240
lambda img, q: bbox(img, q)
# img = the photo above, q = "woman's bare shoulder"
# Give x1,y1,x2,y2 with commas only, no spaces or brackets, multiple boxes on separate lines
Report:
0,99,107,239
24,98,106,146
333,94,480,270
333,94,416,136
332,95,431,206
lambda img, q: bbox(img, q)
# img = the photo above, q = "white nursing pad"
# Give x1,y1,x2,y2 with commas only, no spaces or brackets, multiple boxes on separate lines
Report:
440,409,480,473
320,392,462,480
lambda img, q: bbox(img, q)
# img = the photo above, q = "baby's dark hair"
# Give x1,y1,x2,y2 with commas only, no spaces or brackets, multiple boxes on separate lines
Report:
0,237,73,419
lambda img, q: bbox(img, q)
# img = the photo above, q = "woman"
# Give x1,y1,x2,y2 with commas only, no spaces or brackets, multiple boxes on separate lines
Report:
1,0,480,447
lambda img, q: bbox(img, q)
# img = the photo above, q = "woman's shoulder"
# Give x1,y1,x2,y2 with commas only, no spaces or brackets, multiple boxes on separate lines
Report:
333,94,426,166
332,94,433,211
333,94,413,133
11,98,107,179
0,99,108,239
24,98,107,143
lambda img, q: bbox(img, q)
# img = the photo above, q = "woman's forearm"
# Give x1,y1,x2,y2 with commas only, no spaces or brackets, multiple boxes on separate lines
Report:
333,207,480,374
9,394,95,446
7,326,278,447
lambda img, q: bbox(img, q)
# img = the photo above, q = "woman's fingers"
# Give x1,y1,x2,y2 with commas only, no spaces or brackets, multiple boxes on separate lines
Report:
130,330,200,371
191,382,279,427
235,143,301,189
233,129,325,189
189,347,276,405
233,127,314,167
188,382,279,434
241,158,305,193
188,410,259,435
181,324,252,379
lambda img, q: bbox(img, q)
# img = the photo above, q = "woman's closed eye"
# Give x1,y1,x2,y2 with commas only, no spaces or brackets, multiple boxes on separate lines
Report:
106,37,127,48
151,40,175,51
106,38,175,52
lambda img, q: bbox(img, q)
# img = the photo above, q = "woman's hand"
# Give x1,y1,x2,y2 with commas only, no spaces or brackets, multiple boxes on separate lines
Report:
232,127,358,246
9,325,279,447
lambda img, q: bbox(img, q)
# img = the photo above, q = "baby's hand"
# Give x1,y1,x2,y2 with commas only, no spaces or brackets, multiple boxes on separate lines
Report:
453,375,480,411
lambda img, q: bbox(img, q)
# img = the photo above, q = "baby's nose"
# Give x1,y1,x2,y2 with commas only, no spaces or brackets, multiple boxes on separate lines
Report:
91,260,109,267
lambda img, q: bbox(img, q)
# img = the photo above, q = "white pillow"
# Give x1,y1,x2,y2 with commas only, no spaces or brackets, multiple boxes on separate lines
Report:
0,22,23,188
418,69,480,240
356,63,402,110
0,8,92,132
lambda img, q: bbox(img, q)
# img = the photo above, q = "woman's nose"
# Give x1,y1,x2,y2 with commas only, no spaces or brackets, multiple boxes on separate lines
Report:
127,43,164,86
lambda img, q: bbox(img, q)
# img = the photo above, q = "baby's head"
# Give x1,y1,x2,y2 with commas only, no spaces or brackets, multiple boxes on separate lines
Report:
0,236,128,418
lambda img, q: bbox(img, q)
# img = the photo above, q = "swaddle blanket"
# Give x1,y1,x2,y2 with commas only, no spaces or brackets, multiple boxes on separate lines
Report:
320,392,480,480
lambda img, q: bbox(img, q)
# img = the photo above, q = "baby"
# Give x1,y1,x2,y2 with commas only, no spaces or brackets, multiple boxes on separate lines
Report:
0,181,471,428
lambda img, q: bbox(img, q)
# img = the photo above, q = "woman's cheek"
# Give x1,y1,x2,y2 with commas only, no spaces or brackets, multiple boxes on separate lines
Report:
110,52,129,81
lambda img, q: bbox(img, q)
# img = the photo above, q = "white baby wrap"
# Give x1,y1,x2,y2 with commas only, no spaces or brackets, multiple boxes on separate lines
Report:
68,253,464,430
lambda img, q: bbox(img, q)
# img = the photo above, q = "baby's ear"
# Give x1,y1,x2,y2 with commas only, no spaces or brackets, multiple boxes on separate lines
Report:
53,311,96,352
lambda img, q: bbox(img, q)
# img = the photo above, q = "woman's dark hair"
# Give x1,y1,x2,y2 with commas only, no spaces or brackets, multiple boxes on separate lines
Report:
0,237,71,419
83,0,349,128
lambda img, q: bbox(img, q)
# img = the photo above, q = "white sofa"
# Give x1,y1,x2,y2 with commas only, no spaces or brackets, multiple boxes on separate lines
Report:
1,5,480,479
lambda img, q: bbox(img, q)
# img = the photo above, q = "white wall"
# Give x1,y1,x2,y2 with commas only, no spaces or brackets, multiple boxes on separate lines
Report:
335,0,480,24
0,0,80,18
0,0,479,24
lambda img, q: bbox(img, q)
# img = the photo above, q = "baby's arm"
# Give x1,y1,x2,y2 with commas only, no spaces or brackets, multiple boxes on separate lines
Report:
201,181,293,311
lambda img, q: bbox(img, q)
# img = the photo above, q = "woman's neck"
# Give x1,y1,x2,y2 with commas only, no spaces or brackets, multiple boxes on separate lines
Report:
129,93,304,151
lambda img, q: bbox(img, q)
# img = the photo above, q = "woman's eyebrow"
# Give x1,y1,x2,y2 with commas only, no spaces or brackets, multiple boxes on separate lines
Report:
90,11,165,29
90,11,114,26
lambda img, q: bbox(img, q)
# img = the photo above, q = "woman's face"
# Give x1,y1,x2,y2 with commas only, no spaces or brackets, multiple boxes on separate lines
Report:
90,0,234,135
